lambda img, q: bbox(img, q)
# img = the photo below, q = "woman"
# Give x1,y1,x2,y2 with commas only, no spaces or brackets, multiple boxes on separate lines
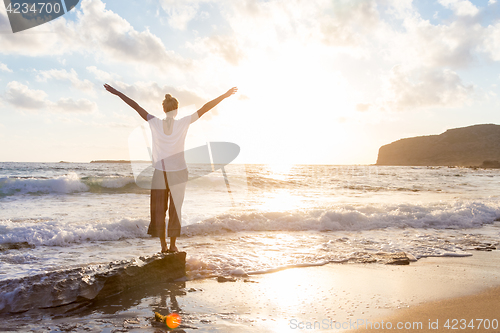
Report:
104,83,237,253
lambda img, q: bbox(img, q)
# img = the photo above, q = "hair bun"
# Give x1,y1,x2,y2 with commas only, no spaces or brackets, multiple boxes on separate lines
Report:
162,93,179,113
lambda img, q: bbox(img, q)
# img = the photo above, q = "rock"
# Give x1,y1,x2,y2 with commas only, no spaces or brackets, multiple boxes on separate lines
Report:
216,276,236,283
0,242,34,251
92,252,186,301
481,160,500,168
385,256,411,265
356,252,416,265
376,124,500,166
474,245,497,251
0,252,186,313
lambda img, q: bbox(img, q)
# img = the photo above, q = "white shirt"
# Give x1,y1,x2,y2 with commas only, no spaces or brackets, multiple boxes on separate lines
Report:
147,114,191,171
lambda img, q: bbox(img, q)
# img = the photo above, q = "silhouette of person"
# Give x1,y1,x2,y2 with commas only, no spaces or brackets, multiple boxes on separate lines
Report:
104,84,237,253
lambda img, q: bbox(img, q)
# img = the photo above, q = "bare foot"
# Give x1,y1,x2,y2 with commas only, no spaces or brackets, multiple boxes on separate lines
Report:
168,246,178,253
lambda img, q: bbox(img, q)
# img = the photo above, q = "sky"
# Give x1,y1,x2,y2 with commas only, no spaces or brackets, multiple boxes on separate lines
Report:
0,0,499,164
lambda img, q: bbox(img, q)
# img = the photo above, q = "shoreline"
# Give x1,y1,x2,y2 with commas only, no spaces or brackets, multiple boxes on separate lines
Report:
179,250,500,332
1,250,499,332
345,250,500,332
349,285,500,333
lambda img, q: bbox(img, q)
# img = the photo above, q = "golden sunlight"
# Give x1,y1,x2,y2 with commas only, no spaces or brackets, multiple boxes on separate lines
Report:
257,190,302,212
267,163,294,179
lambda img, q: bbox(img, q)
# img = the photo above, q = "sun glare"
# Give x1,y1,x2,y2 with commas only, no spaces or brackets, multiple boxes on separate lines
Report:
268,163,294,178
257,190,303,212
228,40,364,164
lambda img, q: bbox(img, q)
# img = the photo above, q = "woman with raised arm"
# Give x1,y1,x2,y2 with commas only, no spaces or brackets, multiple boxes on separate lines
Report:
104,84,237,253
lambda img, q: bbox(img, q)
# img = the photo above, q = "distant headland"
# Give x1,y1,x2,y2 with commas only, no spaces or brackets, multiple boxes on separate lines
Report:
376,124,500,167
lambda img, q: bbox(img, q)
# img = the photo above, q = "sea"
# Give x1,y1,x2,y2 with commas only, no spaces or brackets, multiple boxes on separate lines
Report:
0,162,499,327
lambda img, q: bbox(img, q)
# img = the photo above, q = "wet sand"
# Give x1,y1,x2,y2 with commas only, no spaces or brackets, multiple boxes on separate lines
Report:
348,286,500,333
186,250,500,332
2,251,499,332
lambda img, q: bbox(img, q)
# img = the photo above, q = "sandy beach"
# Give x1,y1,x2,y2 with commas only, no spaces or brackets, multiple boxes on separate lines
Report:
2,249,499,332
349,286,500,333
184,250,500,332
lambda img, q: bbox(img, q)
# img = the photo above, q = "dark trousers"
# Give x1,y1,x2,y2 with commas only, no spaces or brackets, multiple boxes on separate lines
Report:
147,168,188,238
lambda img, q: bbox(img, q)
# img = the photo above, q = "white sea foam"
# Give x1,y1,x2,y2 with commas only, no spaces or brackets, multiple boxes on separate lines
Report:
0,201,497,248
0,173,88,195
182,221,500,279
0,218,149,247
182,201,500,236
0,174,146,197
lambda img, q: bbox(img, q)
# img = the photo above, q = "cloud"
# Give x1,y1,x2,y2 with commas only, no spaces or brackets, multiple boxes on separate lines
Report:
188,34,245,65
0,63,12,72
36,69,94,93
112,81,207,111
3,81,96,113
438,0,479,16
4,81,48,110
159,0,209,30
482,22,500,61
98,112,138,128
380,65,473,111
320,0,381,48
383,14,484,69
0,5,11,31
51,98,97,113
356,103,372,112
86,66,120,82
0,9,63,55
68,0,189,70
0,0,190,72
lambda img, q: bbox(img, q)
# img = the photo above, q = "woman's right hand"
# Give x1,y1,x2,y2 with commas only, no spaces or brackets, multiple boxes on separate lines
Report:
224,87,238,98
104,84,120,95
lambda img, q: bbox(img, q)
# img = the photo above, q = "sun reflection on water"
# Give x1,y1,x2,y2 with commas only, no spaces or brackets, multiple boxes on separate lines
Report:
266,163,295,180
256,190,303,212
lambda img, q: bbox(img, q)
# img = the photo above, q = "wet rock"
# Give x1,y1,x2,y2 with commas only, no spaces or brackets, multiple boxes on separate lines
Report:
356,252,412,265
0,252,186,313
217,276,236,283
382,252,411,265
0,242,34,251
93,252,186,301
474,245,497,251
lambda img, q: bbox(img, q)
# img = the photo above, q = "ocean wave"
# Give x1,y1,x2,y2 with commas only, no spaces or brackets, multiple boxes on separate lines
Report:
182,201,500,236
0,218,149,247
0,201,498,248
0,173,88,195
0,174,147,196
0,172,242,196
0,167,463,198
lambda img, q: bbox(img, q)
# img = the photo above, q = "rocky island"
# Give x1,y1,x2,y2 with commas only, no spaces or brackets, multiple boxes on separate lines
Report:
376,124,500,167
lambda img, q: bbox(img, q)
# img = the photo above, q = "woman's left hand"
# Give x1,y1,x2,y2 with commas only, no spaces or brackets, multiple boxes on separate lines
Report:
224,87,238,98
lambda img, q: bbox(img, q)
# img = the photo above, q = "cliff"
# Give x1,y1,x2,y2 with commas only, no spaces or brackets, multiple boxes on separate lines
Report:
376,124,500,166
